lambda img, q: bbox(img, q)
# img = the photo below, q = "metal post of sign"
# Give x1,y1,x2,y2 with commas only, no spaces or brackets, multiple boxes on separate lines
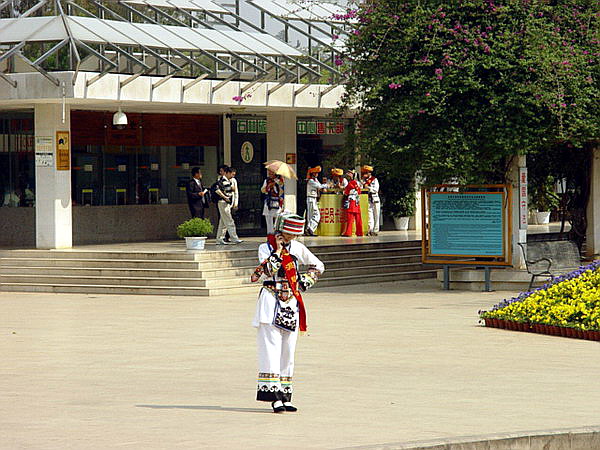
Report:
443,265,450,290
484,267,492,292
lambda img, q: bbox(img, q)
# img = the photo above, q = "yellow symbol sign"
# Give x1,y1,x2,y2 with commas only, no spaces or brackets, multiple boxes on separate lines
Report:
241,141,254,164
56,131,70,171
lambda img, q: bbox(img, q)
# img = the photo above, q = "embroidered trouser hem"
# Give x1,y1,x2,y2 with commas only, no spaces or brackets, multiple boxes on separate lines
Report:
256,374,293,402
256,324,297,402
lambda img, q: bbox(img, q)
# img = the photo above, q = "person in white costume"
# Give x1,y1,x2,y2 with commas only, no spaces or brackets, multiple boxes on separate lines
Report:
361,165,381,236
305,166,327,236
250,212,325,413
260,169,285,236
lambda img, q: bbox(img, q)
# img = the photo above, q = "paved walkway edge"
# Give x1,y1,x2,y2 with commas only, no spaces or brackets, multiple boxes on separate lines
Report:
342,425,600,449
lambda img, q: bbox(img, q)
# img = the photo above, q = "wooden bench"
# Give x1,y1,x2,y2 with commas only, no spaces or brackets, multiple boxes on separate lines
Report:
518,240,583,290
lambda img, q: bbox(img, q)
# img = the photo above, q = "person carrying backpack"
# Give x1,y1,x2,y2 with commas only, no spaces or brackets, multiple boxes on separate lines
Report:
214,166,242,245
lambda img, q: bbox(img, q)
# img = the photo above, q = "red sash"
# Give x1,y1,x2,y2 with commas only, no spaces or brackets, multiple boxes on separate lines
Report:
281,247,307,332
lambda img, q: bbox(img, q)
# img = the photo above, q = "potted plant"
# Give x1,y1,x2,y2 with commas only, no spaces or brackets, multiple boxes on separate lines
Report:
388,190,416,231
176,218,214,250
529,175,559,224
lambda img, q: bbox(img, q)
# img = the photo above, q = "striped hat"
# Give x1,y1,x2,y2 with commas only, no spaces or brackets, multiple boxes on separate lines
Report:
275,212,305,235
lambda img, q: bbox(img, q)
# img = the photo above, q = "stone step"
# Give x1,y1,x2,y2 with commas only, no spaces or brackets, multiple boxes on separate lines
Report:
0,282,213,296
322,262,427,278
317,269,437,287
0,239,432,296
0,257,201,270
185,250,423,269
0,250,198,261
0,266,207,278
0,273,257,288
313,247,422,261
196,269,438,296
0,254,425,280
0,269,436,296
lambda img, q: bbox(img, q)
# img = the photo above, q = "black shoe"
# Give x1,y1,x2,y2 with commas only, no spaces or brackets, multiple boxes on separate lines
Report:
283,402,297,412
271,401,285,413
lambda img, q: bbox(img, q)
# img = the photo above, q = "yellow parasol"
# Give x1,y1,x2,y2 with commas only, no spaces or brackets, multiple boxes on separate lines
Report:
264,160,298,180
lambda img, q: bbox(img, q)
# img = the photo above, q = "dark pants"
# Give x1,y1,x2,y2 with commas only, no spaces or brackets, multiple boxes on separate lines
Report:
188,203,204,219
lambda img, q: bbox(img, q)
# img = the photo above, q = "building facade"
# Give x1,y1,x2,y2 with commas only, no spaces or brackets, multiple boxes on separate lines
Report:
0,0,352,247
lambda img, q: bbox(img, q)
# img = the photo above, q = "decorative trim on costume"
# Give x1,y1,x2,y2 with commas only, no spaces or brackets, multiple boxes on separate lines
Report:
257,372,293,402
298,267,320,292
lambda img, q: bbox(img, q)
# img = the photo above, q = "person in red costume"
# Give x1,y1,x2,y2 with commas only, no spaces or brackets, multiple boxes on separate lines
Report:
341,169,364,237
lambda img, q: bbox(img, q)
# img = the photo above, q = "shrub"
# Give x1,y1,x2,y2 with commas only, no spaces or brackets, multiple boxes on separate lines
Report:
176,218,213,238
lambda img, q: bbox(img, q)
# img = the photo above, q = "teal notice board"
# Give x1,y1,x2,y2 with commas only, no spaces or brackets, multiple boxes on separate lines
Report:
429,192,504,257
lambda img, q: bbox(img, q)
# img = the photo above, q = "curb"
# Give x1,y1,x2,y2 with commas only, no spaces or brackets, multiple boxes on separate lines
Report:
338,425,600,449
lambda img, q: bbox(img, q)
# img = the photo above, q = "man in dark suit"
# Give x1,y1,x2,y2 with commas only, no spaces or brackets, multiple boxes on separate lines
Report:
186,167,208,218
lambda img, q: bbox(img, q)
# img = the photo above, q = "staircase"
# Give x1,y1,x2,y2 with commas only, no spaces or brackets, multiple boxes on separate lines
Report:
0,240,436,296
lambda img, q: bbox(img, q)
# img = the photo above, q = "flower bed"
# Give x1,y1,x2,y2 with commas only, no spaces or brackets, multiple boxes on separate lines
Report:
479,261,600,341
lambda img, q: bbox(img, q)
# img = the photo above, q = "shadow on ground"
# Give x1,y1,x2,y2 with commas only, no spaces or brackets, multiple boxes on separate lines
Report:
136,404,270,414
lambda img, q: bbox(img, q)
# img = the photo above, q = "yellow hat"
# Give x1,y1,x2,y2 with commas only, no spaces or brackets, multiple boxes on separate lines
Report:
331,168,343,176
306,166,322,179
361,165,373,173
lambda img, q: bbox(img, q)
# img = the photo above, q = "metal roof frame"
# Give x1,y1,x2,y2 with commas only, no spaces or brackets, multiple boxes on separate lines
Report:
0,0,348,89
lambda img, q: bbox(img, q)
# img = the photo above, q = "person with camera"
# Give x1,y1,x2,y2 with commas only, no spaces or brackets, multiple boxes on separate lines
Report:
215,166,242,245
261,169,285,239
250,212,324,413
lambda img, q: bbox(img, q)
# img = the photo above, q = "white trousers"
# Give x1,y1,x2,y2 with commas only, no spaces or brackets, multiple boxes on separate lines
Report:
368,201,381,233
306,197,320,233
264,213,277,234
256,323,298,402
216,201,239,241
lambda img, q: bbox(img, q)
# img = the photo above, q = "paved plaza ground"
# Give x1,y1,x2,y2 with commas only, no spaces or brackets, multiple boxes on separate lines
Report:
2,278,599,449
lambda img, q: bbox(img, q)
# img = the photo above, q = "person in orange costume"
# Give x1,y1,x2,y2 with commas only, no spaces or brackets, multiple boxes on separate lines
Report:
341,170,363,237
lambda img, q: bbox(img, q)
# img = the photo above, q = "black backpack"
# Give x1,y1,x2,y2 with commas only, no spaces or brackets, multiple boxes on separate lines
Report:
209,182,220,204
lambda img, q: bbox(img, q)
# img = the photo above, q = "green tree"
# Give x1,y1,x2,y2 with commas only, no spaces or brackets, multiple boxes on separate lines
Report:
338,0,599,184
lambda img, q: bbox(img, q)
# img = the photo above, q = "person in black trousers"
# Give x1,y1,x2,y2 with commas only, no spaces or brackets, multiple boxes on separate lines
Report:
186,167,208,218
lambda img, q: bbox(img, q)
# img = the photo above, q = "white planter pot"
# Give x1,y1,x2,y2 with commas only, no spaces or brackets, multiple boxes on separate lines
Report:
393,216,410,231
185,236,207,250
535,211,551,225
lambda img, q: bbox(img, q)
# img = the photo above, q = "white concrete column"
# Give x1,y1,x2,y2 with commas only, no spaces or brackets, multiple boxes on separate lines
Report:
266,111,297,213
223,114,231,166
586,147,600,258
413,189,422,233
34,103,72,249
507,155,527,268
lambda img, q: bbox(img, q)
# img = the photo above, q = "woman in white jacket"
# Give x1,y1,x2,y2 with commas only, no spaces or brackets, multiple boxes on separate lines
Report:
250,212,324,413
